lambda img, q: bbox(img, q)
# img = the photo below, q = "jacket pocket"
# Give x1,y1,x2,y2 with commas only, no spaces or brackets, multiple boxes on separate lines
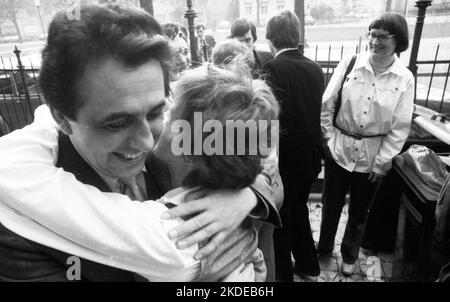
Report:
378,81,408,108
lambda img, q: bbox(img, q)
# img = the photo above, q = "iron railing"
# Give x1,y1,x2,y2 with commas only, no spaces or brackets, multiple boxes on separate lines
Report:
0,42,449,137
414,44,450,114
312,43,450,117
0,48,43,135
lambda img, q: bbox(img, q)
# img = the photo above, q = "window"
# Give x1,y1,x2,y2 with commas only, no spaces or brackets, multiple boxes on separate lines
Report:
277,5,284,11
261,5,268,15
245,6,252,15
2,25,16,35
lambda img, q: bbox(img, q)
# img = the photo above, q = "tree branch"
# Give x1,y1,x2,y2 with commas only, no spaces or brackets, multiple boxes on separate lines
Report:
0,0,21,22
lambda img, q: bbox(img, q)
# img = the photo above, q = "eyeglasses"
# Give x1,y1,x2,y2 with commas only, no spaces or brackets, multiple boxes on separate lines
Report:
366,32,395,42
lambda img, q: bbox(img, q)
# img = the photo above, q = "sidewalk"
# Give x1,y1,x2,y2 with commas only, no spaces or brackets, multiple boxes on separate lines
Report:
292,201,399,282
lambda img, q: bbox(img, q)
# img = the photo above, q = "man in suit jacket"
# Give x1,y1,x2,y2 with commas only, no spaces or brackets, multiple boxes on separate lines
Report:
229,18,273,78
228,18,280,281
263,10,325,281
196,24,216,63
0,133,171,281
0,4,279,281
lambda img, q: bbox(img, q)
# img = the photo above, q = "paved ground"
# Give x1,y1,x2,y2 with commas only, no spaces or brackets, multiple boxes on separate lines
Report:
293,201,399,282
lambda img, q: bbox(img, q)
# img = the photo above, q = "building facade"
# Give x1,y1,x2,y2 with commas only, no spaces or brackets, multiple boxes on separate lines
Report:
239,0,295,26
237,0,393,26
0,0,140,39
153,0,230,30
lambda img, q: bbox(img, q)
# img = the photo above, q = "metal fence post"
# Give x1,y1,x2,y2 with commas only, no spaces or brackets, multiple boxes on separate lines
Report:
185,0,201,68
14,46,31,103
13,46,34,120
408,0,433,77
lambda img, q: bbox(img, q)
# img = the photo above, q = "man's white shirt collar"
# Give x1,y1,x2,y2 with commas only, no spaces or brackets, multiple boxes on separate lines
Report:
274,48,298,59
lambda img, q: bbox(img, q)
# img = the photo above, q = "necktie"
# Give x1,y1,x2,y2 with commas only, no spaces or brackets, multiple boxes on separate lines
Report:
118,177,146,202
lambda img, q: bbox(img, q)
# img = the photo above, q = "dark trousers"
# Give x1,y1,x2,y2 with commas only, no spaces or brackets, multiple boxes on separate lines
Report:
362,170,402,252
274,172,320,281
318,158,378,264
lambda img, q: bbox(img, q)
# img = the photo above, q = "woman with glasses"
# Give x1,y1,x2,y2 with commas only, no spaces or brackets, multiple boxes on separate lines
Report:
319,12,414,277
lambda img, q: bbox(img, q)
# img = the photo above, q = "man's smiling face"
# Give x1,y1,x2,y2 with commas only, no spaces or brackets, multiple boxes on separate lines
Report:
64,58,166,180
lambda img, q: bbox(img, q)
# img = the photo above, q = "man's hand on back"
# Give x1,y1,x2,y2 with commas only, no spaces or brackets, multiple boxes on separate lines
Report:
197,218,259,281
161,187,257,260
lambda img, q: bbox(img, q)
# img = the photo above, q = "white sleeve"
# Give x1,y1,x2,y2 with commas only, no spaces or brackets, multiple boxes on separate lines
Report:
373,76,415,175
0,105,199,281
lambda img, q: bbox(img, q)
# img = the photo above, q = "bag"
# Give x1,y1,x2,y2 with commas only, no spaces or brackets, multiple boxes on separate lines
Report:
402,144,448,193
333,55,357,127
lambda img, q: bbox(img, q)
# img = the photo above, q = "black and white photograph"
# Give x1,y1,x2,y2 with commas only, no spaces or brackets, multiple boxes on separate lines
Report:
0,0,449,289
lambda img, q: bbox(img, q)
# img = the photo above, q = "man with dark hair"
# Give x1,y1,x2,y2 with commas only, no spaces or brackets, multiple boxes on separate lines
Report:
0,4,280,281
229,18,272,78
195,24,215,63
263,10,324,281
229,18,280,281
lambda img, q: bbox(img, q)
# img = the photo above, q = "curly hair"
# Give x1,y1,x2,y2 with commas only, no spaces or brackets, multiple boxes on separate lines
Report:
212,39,250,67
170,65,279,190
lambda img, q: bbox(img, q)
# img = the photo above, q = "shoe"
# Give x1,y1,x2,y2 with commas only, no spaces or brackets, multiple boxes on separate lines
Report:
342,262,357,276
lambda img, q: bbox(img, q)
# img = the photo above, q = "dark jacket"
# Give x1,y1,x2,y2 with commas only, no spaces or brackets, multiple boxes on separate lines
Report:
0,133,170,282
252,49,273,79
254,50,273,70
196,35,216,62
263,49,325,180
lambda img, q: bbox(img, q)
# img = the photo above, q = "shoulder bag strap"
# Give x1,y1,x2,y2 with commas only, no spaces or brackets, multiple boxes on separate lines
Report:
333,55,357,127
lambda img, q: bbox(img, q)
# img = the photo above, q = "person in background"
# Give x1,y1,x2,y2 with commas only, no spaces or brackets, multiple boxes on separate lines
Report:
177,24,191,65
319,12,414,276
179,25,189,44
229,18,273,78
163,23,179,41
167,42,187,83
163,23,188,77
210,38,284,282
211,39,251,67
263,10,324,282
196,24,215,63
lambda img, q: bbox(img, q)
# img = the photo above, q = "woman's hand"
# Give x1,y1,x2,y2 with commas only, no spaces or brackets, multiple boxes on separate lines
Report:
368,171,384,184
161,187,258,260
